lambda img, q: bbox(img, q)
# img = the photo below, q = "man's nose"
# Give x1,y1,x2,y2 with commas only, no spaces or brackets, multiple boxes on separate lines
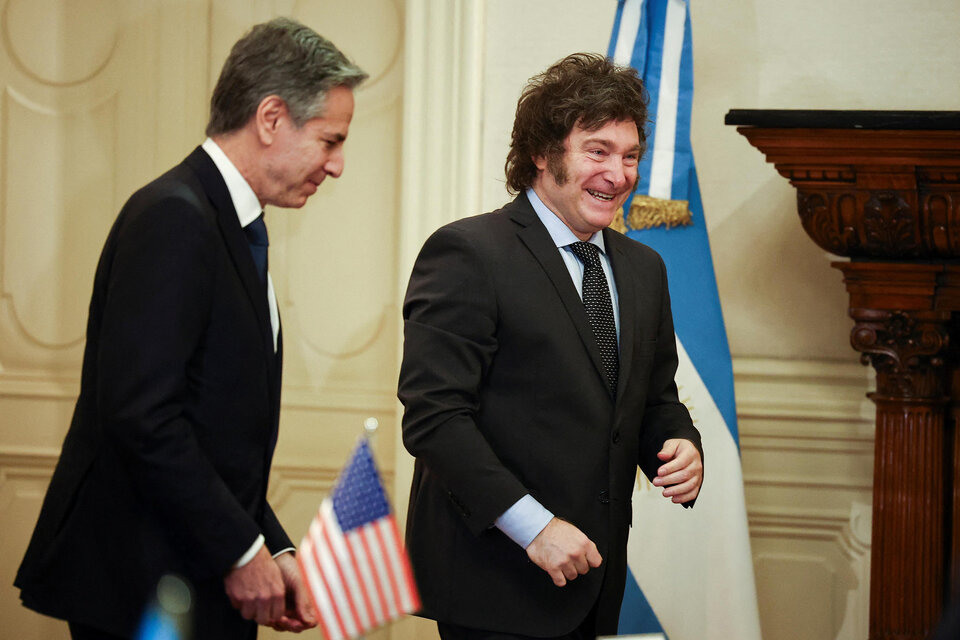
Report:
325,150,345,178
606,157,629,187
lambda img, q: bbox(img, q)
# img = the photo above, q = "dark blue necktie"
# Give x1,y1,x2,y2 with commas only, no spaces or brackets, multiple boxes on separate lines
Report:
568,241,619,394
244,214,269,283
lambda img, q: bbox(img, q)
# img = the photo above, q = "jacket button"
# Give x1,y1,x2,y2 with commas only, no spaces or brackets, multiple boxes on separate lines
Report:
612,430,621,444
598,490,610,504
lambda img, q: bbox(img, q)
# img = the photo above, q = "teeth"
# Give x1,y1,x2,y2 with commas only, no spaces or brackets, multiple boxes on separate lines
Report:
588,189,614,201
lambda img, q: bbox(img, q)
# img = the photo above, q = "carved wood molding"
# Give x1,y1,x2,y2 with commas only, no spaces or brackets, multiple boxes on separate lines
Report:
794,181,960,259
834,262,955,403
737,126,960,259
849,309,950,399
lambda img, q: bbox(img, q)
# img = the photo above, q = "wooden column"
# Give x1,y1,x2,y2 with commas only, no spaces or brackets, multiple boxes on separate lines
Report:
840,263,949,637
727,109,960,640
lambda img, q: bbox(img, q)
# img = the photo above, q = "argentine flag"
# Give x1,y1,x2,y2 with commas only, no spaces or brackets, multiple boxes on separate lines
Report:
608,1,762,638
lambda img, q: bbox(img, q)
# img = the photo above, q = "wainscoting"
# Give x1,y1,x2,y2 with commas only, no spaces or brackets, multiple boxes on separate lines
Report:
736,357,874,640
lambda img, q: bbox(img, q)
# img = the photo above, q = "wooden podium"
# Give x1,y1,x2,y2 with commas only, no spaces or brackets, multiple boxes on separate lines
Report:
727,109,960,639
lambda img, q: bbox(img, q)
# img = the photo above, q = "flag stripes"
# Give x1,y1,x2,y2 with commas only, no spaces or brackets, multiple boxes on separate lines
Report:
364,522,400,618
647,0,686,199
386,517,419,613
612,0,643,66
352,527,390,623
298,439,420,640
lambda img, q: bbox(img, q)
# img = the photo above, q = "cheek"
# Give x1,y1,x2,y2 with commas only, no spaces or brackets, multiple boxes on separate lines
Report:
298,150,325,175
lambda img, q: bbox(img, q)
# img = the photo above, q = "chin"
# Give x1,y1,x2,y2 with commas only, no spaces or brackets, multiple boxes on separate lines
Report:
591,213,618,229
289,192,312,208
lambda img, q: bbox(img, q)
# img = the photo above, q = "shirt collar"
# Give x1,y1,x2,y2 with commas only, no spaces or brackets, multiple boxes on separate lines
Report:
201,138,263,227
525,187,606,254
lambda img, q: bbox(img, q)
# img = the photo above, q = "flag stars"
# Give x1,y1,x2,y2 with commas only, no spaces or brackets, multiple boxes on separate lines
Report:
332,440,391,531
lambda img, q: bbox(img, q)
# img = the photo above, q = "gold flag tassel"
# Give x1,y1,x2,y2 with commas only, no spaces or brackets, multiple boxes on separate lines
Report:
611,193,693,232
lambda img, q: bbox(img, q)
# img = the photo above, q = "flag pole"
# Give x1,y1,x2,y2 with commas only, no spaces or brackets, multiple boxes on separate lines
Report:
357,417,382,640
363,416,379,439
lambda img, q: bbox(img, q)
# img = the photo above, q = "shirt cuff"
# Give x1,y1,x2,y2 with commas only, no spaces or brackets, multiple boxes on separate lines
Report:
494,494,554,549
234,534,265,569
272,547,296,558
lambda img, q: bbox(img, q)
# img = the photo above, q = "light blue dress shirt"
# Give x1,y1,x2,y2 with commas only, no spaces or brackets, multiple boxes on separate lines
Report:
494,188,622,548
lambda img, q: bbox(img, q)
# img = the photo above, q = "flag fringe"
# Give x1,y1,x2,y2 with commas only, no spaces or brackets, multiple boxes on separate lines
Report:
627,194,693,230
608,207,629,234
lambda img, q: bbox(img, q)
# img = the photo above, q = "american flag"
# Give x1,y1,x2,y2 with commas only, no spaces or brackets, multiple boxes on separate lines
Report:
298,438,420,640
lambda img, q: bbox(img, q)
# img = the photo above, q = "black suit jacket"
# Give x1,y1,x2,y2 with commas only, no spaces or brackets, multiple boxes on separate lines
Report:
15,147,290,639
398,193,703,637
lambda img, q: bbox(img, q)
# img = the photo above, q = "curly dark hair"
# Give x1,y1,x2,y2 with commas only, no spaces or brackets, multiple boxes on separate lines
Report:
505,53,648,194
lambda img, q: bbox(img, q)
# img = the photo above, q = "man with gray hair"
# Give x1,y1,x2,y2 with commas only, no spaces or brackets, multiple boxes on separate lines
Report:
15,17,366,640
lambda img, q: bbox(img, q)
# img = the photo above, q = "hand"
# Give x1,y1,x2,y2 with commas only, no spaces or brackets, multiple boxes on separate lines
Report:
223,545,286,626
652,438,703,504
270,551,318,632
525,517,602,587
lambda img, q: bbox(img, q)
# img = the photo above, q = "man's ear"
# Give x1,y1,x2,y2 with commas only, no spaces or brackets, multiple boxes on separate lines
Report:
533,154,548,171
255,95,288,145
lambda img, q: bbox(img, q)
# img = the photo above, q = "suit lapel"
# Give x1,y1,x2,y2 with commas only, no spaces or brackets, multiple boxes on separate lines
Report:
183,147,273,358
509,196,611,392
605,229,636,402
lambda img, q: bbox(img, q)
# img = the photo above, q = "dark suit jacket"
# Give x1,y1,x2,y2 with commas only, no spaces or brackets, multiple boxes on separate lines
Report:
398,193,703,637
15,147,290,639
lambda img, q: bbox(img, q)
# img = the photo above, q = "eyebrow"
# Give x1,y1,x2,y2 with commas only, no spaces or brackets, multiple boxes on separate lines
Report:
581,137,641,152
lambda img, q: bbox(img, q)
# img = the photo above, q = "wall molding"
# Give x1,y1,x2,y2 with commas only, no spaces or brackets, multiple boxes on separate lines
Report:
748,503,871,545
393,0,486,529
0,371,80,399
734,356,875,436
281,386,397,413
0,445,360,500
0,446,59,478
734,356,873,640
397,0,485,280
0,371,396,413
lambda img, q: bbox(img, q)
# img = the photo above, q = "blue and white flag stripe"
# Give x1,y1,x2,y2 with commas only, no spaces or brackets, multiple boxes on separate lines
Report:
608,2,762,638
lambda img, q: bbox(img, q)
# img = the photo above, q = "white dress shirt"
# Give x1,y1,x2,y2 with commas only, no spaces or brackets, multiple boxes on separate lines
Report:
200,138,289,566
201,138,279,352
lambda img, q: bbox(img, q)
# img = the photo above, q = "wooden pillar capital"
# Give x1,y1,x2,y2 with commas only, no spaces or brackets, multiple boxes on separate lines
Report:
850,307,949,400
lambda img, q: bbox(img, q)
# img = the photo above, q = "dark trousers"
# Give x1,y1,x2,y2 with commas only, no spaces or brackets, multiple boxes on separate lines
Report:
68,622,128,640
69,610,257,640
437,600,600,640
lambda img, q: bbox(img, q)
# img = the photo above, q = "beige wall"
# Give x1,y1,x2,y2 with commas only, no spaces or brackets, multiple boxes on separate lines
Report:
0,1,402,639
2,1,958,639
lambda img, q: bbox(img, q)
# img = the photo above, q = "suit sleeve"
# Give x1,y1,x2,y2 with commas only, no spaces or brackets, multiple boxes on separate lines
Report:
398,225,529,535
262,503,294,554
97,197,263,575
636,253,704,506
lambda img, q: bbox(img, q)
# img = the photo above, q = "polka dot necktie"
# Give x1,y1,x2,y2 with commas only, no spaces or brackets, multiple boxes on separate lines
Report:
244,213,269,283
568,241,619,395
